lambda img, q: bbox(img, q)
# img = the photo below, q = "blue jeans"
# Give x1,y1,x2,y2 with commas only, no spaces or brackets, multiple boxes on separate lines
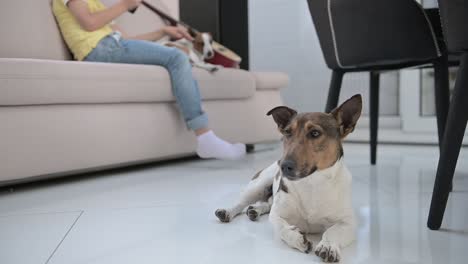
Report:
84,32,208,131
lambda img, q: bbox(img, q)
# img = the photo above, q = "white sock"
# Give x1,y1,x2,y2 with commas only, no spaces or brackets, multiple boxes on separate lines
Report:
196,131,246,160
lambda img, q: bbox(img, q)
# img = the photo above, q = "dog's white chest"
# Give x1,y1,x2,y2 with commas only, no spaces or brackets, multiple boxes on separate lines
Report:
272,159,353,230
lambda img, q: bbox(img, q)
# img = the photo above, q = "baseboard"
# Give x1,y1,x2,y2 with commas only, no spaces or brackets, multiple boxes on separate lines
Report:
347,128,468,146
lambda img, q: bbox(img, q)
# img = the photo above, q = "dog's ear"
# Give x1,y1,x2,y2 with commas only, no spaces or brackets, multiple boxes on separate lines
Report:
331,94,362,138
194,32,203,41
267,106,297,130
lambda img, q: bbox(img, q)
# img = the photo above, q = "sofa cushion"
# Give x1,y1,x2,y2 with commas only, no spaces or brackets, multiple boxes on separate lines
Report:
253,72,289,90
0,0,71,60
0,58,256,106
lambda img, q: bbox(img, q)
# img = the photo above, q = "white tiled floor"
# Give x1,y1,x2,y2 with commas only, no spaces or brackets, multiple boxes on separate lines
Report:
1,143,468,264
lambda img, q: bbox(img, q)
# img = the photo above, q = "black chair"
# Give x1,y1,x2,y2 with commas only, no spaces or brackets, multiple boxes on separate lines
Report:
427,1,468,230
306,0,450,164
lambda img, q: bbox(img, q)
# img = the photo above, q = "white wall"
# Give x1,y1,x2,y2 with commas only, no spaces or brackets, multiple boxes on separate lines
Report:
249,0,329,113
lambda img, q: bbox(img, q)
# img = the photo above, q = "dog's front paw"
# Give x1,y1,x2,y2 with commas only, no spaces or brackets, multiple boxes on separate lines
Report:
314,241,341,262
215,209,231,223
299,231,313,254
284,227,312,254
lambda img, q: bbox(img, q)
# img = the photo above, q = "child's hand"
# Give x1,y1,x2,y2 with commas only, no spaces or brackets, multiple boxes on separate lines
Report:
163,26,194,41
122,0,142,10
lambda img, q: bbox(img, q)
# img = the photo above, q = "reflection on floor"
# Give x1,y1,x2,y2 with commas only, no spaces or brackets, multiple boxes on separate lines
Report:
1,143,467,264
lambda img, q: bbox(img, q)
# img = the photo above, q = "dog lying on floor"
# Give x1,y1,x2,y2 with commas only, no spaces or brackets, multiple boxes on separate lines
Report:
215,94,362,262
160,32,220,72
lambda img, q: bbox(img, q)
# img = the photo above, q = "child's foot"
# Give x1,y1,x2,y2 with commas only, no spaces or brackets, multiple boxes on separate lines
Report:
196,131,246,160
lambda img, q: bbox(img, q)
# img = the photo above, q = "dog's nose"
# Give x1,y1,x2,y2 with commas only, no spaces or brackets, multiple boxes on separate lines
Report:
280,160,296,176
207,51,213,57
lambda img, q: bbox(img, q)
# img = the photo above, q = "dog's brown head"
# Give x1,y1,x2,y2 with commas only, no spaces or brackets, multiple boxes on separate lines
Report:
193,32,214,59
267,94,362,180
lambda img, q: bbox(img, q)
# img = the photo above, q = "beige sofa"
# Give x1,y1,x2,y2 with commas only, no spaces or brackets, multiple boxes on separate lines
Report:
0,0,287,186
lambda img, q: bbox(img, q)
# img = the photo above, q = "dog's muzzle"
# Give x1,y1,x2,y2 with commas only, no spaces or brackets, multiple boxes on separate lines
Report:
280,160,317,180
280,160,296,176
280,160,302,180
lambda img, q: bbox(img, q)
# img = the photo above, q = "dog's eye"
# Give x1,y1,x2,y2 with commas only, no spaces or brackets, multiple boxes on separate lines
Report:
309,130,321,138
283,128,292,138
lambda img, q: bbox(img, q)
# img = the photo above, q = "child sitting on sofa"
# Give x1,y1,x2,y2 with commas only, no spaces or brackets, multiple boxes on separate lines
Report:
52,0,246,160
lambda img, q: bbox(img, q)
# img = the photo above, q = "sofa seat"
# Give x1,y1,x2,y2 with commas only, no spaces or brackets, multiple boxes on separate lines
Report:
0,58,256,106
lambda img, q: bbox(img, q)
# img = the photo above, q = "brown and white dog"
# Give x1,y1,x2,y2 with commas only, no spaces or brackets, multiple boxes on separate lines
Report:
215,95,362,263
161,32,220,72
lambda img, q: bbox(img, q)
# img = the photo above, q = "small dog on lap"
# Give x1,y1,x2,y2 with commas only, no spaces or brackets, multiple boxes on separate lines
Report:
215,94,362,263
160,32,220,73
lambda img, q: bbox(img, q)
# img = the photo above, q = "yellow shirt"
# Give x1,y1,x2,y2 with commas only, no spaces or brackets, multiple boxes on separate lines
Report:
52,0,113,61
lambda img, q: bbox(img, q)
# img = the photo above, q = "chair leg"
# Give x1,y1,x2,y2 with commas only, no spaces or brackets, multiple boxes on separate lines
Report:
433,53,453,192
370,72,380,165
325,70,344,113
427,53,468,230
433,54,450,151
